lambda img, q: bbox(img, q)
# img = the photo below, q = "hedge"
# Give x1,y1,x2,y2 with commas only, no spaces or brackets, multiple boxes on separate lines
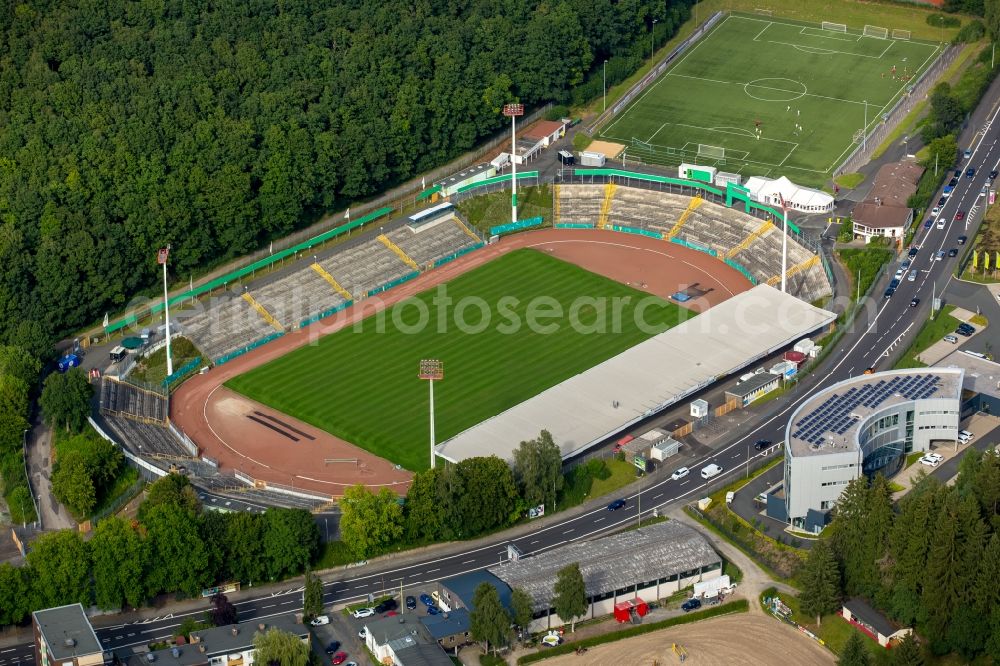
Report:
516,599,749,664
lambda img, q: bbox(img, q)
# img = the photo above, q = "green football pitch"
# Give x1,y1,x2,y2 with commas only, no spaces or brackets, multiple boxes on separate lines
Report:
225,249,685,471
600,13,942,186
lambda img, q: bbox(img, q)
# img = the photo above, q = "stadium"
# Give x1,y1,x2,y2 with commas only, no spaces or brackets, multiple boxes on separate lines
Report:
95,170,835,505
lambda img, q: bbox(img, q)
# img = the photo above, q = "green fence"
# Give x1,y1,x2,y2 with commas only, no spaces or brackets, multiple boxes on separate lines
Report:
215,331,286,366
416,185,441,201
489,216,544,236
433,242,484,268
300,300,354,329
106,207,394,335
608,224,663,239
724,259,758,285
671,237,717,257
456,171,539,195
162,356,202,387
553,222,595,229
366,271,420,298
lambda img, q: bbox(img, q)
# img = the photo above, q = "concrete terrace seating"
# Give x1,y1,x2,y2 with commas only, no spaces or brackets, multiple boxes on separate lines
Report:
317,239,412,299
226,487,329,511
103,414,194,459
385,219,477,267
178,292,276,362
99,378,167,423
605,189,692,232
250,265,347,329
556,184,605,224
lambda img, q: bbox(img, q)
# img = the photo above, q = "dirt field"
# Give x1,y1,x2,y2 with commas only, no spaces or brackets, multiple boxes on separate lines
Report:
170,228,751,496
542,614,835,666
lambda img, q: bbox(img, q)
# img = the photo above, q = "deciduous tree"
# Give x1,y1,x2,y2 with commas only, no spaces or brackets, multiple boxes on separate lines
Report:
39,369,92,433
302,569,324,621
90,516,145,611
339,485,404,558
511,587,534,636
553,562,587,632
252,627,310,666
142,503,211,598
138,473,201,523
469,582,512,655
262,508,320,581
209,593,238,627
26,529,91,609
513,430,563,510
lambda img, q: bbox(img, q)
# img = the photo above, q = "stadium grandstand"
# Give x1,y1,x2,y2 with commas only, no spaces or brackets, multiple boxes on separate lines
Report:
554,184,831,303
99,377,168,424
173,214,482,364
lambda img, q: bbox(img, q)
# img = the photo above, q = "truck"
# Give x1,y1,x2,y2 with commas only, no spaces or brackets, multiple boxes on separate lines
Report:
693,575,733,599
557,150,575,165
579,151,606,167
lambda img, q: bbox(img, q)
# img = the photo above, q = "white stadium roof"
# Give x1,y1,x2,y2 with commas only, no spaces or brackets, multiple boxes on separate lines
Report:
434,284,835,464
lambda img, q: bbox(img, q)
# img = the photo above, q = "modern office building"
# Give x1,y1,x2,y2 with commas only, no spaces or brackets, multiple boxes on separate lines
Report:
776,368,963,531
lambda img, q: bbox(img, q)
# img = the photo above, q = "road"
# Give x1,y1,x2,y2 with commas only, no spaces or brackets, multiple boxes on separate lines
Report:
5,76,1000,666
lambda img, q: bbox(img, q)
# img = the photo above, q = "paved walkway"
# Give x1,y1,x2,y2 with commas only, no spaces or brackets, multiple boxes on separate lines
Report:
27,423,75,532
917,306,986,365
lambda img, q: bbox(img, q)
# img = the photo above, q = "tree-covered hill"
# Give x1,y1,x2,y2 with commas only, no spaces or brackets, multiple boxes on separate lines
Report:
0,0,693,348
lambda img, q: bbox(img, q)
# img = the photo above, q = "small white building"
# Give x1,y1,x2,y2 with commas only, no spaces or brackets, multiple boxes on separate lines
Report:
743,175,834,214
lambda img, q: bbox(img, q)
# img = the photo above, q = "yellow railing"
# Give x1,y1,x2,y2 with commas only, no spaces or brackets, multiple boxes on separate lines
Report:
596,183,618,229
667,196,703,238
311,263,352,300
768,255,820,286
726,220,776,259
242,292,285,332
378,234,420,270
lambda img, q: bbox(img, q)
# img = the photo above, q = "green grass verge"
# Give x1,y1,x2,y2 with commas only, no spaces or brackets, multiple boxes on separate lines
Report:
557,458,638,511
516,600,749,664
129,336,202,386
962,195,1000,283
833,173,865,190
598,13,942,186
894,305,960,369
837,247,894,302
313,541,363,569
905,451,924,468
227,250,684,471
456,185,553,233
572,133,593,152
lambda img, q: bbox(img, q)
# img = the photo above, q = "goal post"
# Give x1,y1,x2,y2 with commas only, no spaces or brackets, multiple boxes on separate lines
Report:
891,29,911,40
821,21,847,33
863,25,889,39
697,144,725,160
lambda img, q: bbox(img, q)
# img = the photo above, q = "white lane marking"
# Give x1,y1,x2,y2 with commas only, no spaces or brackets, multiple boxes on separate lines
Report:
462,559,476,564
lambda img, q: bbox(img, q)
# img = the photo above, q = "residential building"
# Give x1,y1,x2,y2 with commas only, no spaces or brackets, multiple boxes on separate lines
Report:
850,161,924,243
363,613,453,666
33,603,104,666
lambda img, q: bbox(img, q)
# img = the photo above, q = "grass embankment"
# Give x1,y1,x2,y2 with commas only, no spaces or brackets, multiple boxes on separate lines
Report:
837,246,895,302
129,336,203,386
227,250,684,471
895,305,960,369
833,173,865,190
456,185,553,233
961,197,1000,284
54,427,142,521
558,458,640,511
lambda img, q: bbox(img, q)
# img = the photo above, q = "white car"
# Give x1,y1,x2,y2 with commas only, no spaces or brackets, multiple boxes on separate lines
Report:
352,607,375,619
894,269,904,280
908,271,917,282
936,217,946,229
924,452,944,463
919,456,941,468
931,206,940,216
358,627,367,639
671,467,690,481
310,615,330,626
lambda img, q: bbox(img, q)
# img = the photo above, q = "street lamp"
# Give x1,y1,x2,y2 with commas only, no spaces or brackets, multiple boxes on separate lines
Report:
603,59,608,112
651,19,658,61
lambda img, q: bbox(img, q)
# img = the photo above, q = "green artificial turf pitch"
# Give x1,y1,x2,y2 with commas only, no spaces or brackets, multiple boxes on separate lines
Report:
600,13,941,186
226,249,685,471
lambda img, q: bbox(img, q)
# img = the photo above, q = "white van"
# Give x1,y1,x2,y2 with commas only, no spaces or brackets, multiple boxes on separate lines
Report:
700,464,723,480
959,430,974,443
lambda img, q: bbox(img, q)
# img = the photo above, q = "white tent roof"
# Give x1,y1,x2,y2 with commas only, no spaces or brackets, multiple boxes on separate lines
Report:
434,285,835,464
744,175,834,210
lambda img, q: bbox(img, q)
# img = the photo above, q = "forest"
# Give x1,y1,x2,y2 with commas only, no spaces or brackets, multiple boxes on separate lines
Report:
0,0,694,349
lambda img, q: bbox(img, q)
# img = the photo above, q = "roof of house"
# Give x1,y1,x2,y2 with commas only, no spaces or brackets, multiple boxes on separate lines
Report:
844,597,898,637
725,373,780,398
522,120,566,140
440,570,513,612
366,612,437,648
394,642,456,666
488,521,720,611
32,603,103,661
851,201,912,229
124,615,308,665
866,161,924,202
420,609,470,640
435,285,834,464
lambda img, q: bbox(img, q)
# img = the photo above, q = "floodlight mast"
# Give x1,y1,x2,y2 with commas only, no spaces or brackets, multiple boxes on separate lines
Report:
419,360,444,469
157,246,173,376
778,194,789,294
503,103,524,225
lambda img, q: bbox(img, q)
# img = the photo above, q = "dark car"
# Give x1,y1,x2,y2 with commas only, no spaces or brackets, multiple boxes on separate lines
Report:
889,279,900,289
955,210,966,221
991,169,998,181
924,218,933,229
967,167,977,179
908,247,919,258
884,287,896,298
419,594,434,607
955,168,964,177
374,599,397,613
910,298,920,308
937,197,946,207
405,596,417,610
949,177,959,187
607,498,627,511
958,235,968,245
426,606,440,615
958,323,975,333
948,248,958,257
754,439,772,450
956,328,973,337
681,598,702,612
325,641,341,655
